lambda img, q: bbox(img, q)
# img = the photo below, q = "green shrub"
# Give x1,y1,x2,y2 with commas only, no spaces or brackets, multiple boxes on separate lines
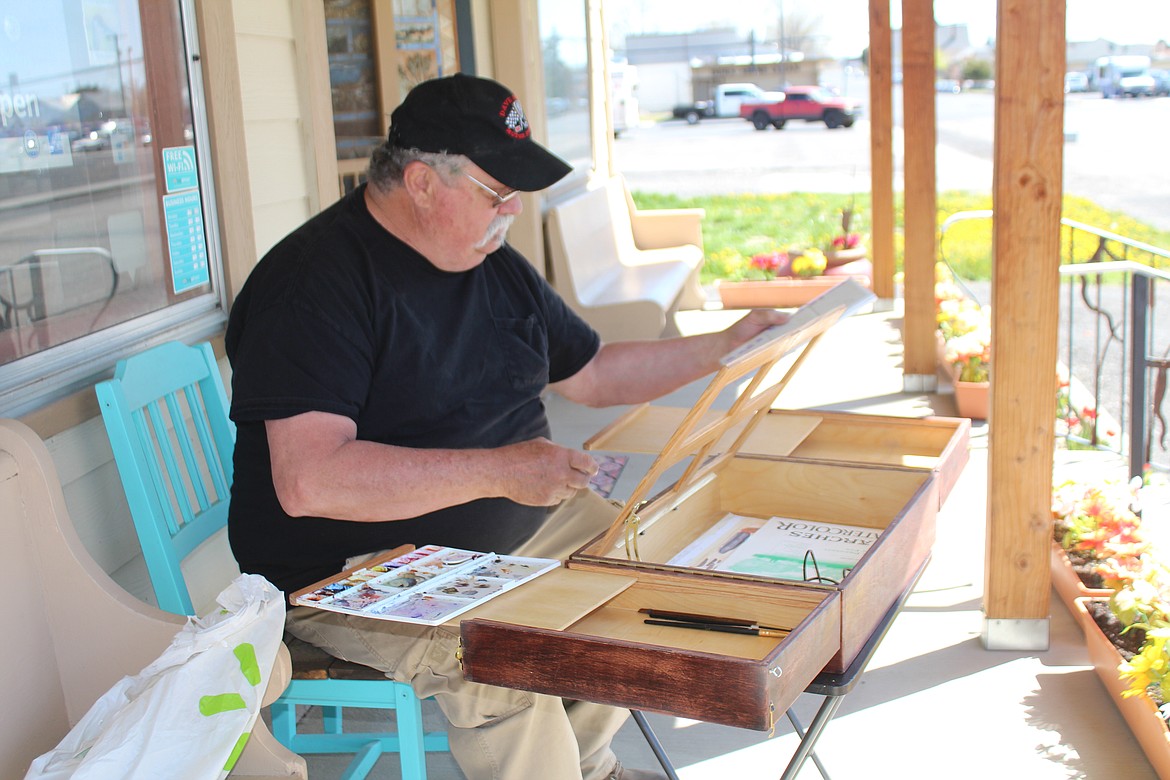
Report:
630,190,1170,284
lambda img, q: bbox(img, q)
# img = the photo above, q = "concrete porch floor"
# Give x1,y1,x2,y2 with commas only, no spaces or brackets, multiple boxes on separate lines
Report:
293,302,1156,780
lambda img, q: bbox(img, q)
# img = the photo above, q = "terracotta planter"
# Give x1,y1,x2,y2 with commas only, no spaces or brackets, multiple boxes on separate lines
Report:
824,245,868,267
1050,542,1113,616
716,276,848,309
953,379,990,420
1073,597,1170,779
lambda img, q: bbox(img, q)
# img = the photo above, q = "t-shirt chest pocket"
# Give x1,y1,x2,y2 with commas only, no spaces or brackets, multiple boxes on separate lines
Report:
492,314,549,393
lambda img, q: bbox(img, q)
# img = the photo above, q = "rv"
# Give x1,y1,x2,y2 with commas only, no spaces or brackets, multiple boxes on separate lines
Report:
610,61,639,137
1095,55,1155,98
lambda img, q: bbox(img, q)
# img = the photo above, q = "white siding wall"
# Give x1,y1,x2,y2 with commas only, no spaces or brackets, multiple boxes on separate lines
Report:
233,1,319,258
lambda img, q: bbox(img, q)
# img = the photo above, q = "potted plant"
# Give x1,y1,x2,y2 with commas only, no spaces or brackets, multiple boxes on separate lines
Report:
1054,473,1170,776
713,245,867,309
934,263,985,382
823,203,868,266
1075,564,1170,778
1056,377,1121,451
1051,477,1147,611
943,325,991,419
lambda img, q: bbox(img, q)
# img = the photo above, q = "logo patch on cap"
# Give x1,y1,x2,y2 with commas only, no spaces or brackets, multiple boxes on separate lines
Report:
499,95,531,140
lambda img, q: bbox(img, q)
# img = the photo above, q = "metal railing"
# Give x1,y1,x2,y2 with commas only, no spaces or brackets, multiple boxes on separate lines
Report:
940,211,1170,479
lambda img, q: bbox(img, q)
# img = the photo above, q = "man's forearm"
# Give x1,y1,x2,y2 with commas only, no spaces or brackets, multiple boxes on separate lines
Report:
267,414,596,522
565,333,730,407
274,439,504,522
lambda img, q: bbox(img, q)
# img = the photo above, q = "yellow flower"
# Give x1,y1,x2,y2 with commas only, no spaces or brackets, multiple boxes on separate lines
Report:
789,248,827,278
1119,628,1170,698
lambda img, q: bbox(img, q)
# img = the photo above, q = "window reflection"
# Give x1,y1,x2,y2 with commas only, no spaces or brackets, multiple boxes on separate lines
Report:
538,0,591,172
0,2,210,365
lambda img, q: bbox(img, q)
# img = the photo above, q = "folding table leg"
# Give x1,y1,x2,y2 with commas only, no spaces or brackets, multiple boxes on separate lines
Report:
779,694,845,780
630,710,681,780
784,702,835,780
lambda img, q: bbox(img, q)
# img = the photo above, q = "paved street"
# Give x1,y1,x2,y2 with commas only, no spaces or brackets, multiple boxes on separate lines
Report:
615,86,1170,232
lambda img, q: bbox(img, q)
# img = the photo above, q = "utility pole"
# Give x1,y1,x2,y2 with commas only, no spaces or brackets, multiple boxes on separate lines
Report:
779,0,788,87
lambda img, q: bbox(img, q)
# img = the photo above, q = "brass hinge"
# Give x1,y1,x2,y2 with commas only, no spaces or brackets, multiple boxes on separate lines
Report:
455,638,465,672
624,500,647,561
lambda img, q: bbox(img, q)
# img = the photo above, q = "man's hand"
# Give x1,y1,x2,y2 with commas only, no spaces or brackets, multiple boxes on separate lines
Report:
497,437,599,506
719,308,791,355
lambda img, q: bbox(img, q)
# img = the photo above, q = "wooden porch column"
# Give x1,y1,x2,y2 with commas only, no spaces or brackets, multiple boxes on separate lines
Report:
900,0,937,390
867,0,895,301
982,0,1065,651
487,0,549,274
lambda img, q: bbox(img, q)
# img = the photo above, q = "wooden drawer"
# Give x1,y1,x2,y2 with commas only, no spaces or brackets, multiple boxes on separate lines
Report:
458,566,840,731
570,455,937,673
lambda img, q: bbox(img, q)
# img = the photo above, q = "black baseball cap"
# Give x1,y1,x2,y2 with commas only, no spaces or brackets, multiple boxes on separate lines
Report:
387,73,572,192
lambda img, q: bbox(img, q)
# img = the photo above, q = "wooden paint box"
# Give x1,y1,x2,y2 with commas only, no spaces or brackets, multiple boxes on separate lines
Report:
459,283,967,725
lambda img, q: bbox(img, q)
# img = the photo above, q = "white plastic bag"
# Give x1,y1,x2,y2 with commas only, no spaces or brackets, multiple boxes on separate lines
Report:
26,574,285,780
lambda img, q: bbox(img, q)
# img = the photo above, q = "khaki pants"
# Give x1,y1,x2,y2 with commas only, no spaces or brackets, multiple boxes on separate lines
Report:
285,490,626,780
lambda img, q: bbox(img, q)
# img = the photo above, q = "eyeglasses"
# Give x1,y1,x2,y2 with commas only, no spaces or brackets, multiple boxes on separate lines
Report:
463,172,519,208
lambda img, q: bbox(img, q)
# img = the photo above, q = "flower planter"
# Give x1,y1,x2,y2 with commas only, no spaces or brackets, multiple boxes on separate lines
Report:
1073,597,1170,779
953,379,990,420
716,274,870,309
1050,541,1114,616
824,245,868,267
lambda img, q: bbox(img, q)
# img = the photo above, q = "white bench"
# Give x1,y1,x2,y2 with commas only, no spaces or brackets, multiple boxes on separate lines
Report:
0,419,305,779
545,176,706,342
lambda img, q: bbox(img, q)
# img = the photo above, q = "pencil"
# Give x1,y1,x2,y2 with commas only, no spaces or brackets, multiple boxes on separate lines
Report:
643,618,787,638
639,608,786,633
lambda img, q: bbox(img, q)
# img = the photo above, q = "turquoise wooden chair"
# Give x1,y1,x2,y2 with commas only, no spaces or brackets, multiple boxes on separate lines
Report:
95,340,448,780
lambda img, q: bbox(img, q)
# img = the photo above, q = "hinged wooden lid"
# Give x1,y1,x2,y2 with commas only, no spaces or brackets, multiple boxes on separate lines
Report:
596,281,875,554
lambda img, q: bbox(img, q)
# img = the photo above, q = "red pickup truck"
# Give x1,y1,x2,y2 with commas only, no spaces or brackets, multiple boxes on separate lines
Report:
739,86,861,130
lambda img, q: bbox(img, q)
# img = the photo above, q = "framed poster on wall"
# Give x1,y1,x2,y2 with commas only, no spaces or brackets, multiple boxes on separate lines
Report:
395,0,459,96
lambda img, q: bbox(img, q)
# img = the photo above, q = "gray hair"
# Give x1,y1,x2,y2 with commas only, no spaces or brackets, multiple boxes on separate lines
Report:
367,143,468,192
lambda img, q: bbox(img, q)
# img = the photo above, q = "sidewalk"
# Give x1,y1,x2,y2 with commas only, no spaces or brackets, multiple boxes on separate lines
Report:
299,303,1156,779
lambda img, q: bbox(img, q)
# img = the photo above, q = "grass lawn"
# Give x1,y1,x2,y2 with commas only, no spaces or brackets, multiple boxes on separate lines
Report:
630,190,1170,285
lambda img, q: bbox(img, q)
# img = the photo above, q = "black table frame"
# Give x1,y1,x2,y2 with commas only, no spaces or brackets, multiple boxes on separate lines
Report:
632,559,928,780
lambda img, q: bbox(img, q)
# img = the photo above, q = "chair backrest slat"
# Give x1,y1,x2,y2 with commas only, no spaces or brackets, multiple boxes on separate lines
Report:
184,383,230,499
131,405,182,537
146,397,196,527
165,386,211,514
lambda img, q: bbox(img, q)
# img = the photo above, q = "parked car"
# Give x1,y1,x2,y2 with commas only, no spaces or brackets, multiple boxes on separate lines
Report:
672,83,773,124
738,86,861,130
935,79,961,94
1064,72,1089,93
1152,69,1170,97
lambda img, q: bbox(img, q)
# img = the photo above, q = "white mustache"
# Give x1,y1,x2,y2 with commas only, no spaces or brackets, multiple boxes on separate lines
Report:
475,214,515,251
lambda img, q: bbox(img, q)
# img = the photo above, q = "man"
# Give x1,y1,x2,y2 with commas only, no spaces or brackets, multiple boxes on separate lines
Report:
226,73,785,780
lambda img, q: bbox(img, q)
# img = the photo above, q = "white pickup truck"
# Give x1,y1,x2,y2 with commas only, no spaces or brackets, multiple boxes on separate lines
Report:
672,83,782,124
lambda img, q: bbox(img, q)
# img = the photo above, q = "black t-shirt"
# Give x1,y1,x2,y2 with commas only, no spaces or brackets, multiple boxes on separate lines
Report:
224,185,600,594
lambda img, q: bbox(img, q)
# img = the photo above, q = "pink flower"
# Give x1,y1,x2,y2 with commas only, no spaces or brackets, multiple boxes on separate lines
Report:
750,252,787,275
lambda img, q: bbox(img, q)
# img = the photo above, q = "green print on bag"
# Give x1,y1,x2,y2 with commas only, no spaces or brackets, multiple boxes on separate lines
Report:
197,642,263,771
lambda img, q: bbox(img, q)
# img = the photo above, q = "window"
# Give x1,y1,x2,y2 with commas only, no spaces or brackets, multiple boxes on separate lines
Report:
538,0,590,172
325,0,462,166
0,1,221,415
